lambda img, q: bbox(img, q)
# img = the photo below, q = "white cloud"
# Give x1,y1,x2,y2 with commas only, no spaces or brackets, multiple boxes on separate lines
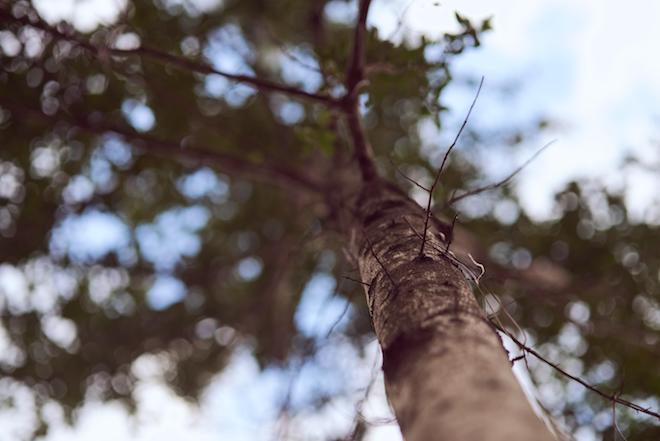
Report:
33,0,128,33
371,0,660,219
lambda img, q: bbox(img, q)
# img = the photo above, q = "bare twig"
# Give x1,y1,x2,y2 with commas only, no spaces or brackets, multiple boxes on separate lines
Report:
273,272,357,440
419,76,483,256
344,276,371,287
612,378,628,441
364,236,396,287
445,213,458,252
492,321,660,422
385,0,417,41
403,217,423,240
389,157,430,192
324,296,354,338
0,9,337,106
443,140,556,208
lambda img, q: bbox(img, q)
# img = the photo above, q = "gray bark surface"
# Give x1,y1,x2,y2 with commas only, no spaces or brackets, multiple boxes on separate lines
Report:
348,179,555,441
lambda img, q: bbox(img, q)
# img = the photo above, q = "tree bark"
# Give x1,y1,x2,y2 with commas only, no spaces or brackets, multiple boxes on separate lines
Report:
348,179,555,441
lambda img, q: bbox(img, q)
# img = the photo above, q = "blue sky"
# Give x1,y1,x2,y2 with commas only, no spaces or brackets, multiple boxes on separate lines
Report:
2,1,660,441
390,0,660,222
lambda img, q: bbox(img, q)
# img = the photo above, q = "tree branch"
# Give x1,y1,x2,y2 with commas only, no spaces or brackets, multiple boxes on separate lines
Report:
341,0,377,182
346,0,373,94
419,76,483,256
0,8,337,106
0,4,381,183
3,101,323,193
492,320,660,422
389,157,431,192
345,107,377,181
443,139,555,208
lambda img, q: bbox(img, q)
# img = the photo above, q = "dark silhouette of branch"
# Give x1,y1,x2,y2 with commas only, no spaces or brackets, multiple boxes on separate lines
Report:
445,214,458,252
612,393,628,441
389,157,431,192
364,235,396,287
345,109,377,181
342,0,378,182
0,4,383,183
3,101,323,193
273,273,356,440
443,139,556,208
491,321,660,422
403,216,423,240
384,0,416,41
0,9,337,106
346,0,373,94
127,46,337,105
419,76,484,256
344,276,371,287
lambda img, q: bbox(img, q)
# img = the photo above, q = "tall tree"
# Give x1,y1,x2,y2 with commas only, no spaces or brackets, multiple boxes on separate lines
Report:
1,1,660,440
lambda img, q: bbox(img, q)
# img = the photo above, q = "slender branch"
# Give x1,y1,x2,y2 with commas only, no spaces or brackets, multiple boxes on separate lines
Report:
419,76,483,256
345,108,377,181
273,273,355,440
3,101,322,193
445,213,458,252
431,77,484,190
403,217,423,240
346,0,373,94
364,235,396,287
343,276,371,287
492,321,660,422
443,139,556,208
0,9,337,106
389,157,431,192
1,3,380,183
130,45,337,105
384,0,416,41
340,0,378,182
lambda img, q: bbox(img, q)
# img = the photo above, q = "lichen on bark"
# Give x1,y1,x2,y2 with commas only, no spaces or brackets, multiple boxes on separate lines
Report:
348,179,555,441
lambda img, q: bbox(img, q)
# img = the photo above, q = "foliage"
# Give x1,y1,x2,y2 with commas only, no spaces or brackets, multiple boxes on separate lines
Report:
0,0,659,439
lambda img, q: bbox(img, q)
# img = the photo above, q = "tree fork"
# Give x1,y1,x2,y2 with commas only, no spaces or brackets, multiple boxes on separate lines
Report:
349,180,554,441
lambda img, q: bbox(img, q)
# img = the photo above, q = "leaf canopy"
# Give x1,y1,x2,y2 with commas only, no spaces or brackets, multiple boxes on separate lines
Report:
1,1,659,439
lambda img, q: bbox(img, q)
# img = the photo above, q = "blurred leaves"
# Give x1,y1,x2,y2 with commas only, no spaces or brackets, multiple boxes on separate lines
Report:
0,0,659,440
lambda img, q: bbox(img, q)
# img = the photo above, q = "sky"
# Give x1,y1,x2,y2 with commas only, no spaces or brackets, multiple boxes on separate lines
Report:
2,1,660,441
387,0,660,222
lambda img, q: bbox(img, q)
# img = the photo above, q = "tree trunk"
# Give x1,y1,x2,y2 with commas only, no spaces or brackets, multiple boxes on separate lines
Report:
348,179,554,441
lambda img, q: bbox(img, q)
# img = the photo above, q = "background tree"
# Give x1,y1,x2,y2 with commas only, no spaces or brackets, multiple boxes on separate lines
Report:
1,0,660,440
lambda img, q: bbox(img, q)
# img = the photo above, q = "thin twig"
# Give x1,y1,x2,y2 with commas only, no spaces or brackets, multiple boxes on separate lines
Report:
492,321,660,422
343,276,371,287
612,398,618,441
419,76,484,256
612,385,628,441
444,140,556,208
403,217,423,240
385,0,417,41
389,157,430,192
364,236,396,287
273,265,354,440
445,214,458,252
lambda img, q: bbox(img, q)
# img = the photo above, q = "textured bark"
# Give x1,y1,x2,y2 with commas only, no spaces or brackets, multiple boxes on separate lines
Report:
348,180,554,441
